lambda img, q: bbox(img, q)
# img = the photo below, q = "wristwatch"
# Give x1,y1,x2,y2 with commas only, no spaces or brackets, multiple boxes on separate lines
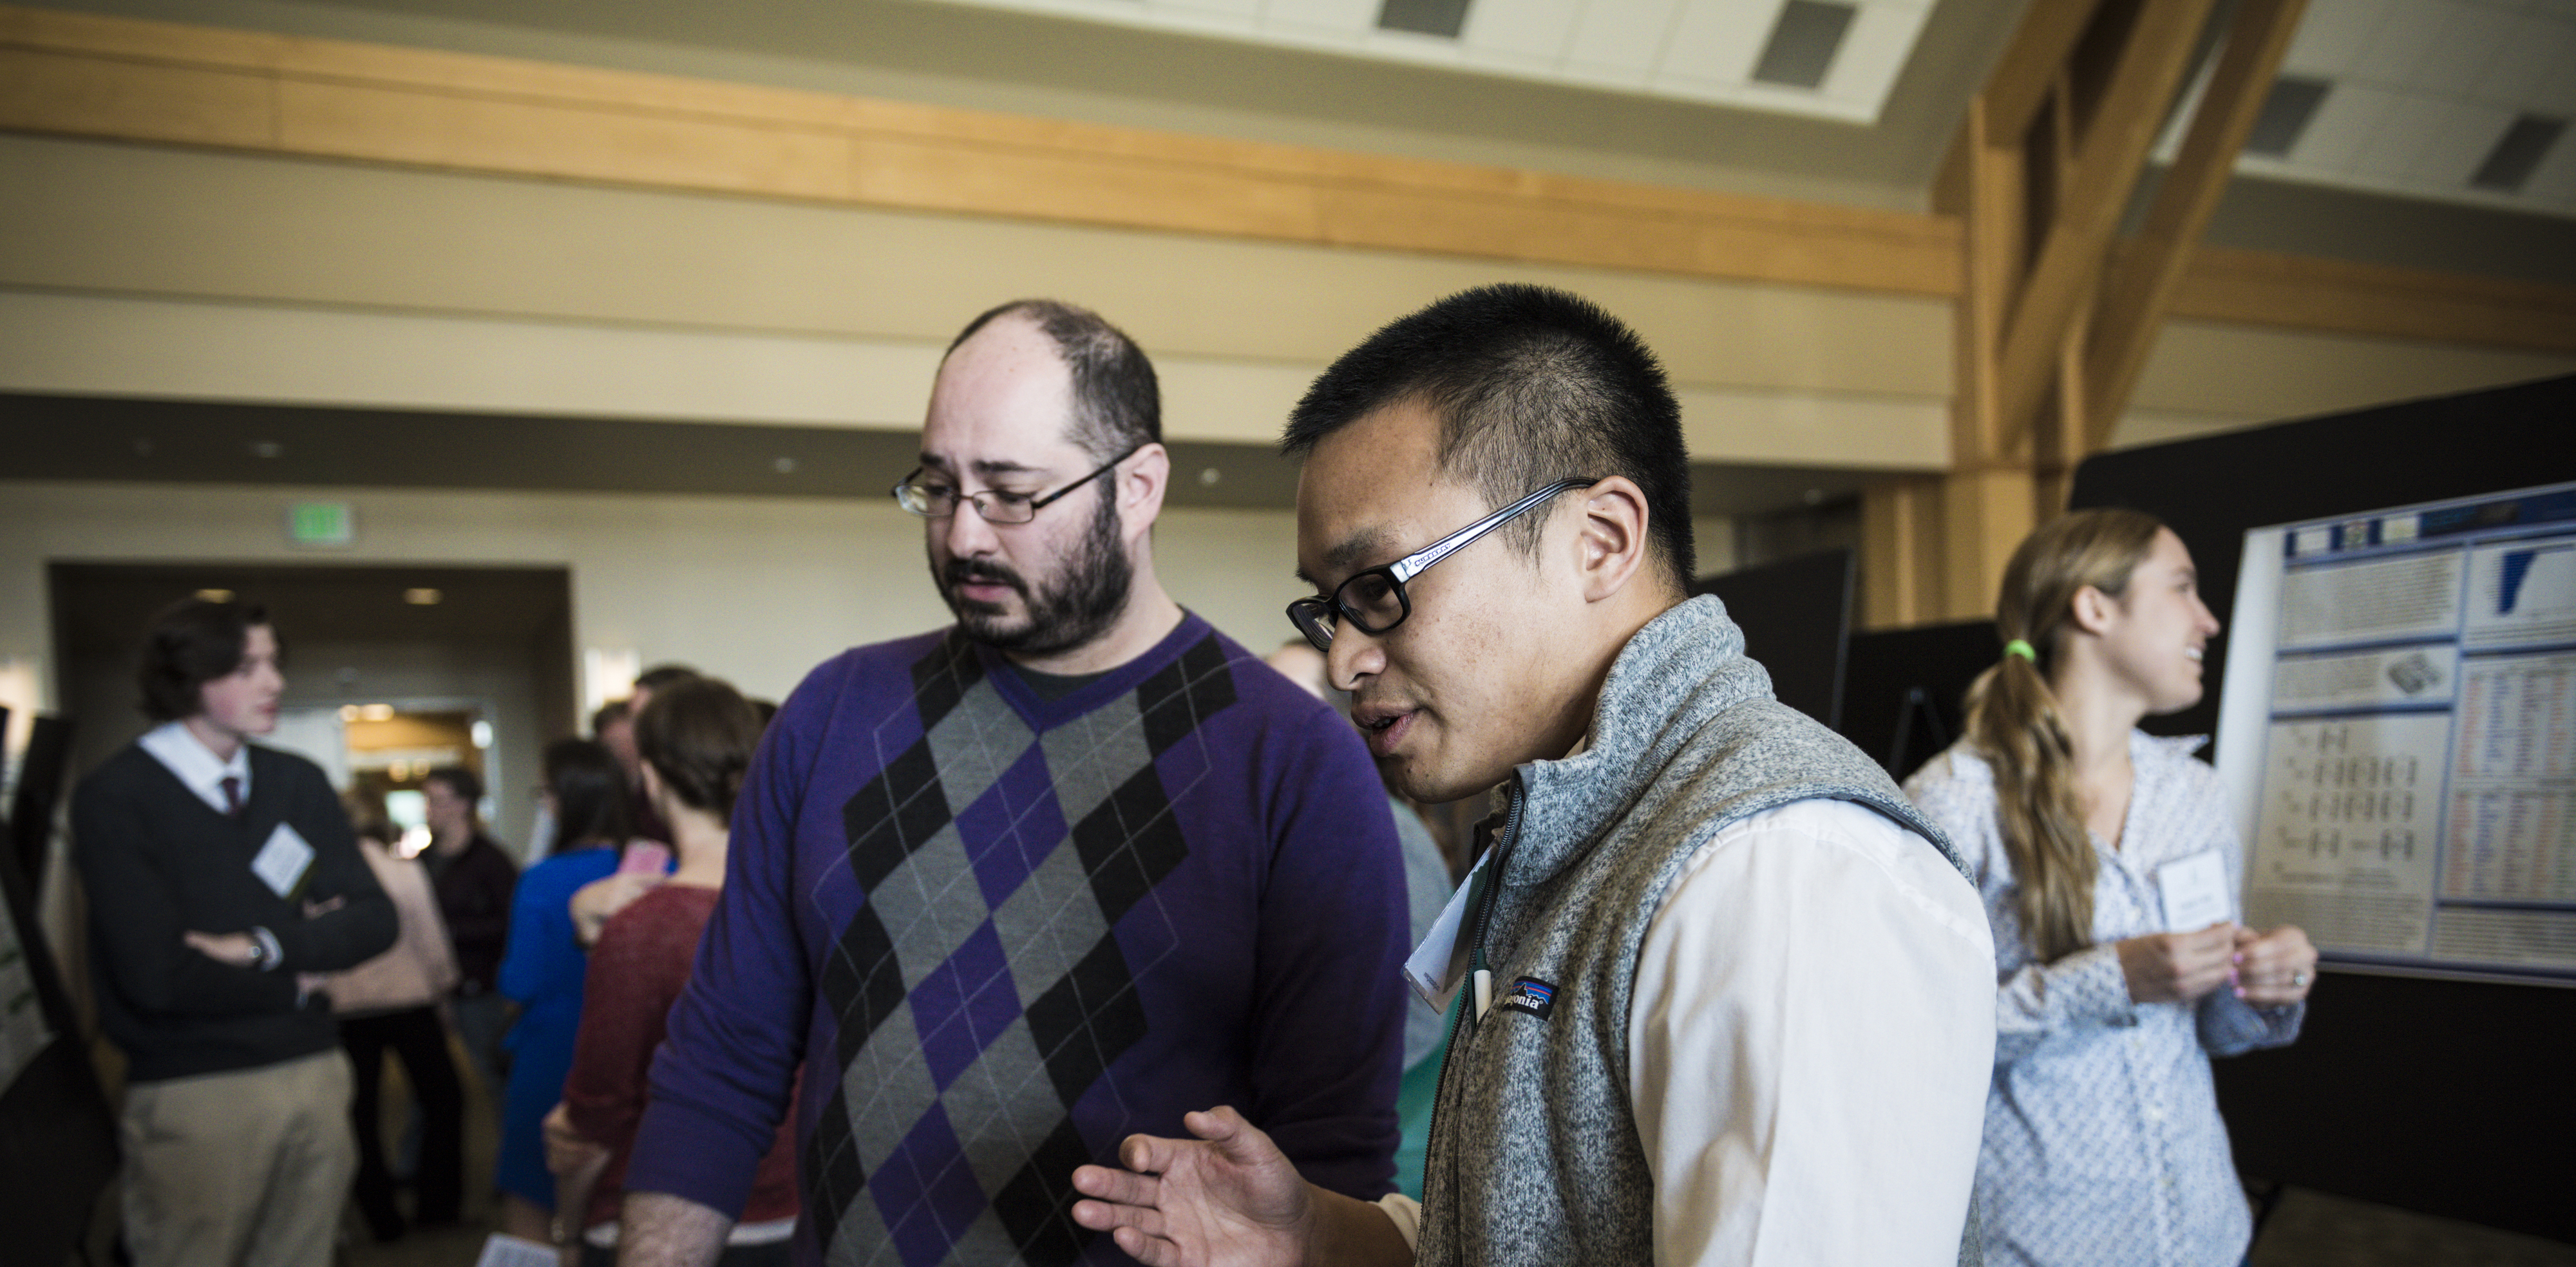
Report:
245,937,270,970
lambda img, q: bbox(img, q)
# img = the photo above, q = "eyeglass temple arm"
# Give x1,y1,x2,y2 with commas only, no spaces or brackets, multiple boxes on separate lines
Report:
1387,478,1596,583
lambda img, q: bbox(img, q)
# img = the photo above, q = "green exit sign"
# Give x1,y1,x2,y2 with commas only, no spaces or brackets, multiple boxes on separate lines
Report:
288,502,354,547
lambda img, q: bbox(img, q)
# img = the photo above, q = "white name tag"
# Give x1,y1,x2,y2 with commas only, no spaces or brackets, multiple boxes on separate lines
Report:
251,822,316,899
1403,847,1492,1015
2157,850,2232,933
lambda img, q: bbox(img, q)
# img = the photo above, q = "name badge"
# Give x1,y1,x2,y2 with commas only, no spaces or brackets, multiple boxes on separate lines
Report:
2156,850,2232,933
252,822,316,899
1403,846,1494,1015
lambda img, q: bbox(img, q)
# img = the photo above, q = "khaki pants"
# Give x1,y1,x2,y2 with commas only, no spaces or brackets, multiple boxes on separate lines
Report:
120,1049,357,1267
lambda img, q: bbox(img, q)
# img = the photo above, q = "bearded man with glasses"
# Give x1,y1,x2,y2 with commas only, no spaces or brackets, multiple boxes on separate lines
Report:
1073,284,1998,1267
619,299,1411,1267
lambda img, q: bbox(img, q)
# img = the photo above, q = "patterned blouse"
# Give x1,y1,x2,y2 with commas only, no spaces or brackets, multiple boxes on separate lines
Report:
1906,730,2304,1267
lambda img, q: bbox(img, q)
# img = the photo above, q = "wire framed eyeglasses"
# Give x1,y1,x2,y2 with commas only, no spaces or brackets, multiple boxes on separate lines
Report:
891,446,1141,524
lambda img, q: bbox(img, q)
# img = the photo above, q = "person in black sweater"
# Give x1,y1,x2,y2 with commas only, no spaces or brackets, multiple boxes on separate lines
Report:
71,597,396,1267
419,763,517,1094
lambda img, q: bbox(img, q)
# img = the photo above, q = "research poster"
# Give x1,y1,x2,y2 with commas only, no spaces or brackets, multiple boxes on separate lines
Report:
2216,482,2576,986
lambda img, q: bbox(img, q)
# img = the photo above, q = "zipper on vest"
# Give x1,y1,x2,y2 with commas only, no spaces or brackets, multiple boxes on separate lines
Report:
1421,771,1528,1236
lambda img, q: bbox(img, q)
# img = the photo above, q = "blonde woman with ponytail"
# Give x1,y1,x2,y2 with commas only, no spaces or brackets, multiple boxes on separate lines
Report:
1904,509,2316,1267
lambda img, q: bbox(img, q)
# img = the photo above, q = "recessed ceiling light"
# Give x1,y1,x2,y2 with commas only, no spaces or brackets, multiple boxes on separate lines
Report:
2246,76,2331,158
773,456,799,474
360,702,395,721
196,588,234,602
1376,0,1467,38
1200,467,1222,486
2472,115,2566,194
1752,1,1857,90
249,440,284,458
404,587,442,605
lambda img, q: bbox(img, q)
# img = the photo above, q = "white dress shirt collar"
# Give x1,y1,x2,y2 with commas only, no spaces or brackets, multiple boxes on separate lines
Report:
139,720,252,814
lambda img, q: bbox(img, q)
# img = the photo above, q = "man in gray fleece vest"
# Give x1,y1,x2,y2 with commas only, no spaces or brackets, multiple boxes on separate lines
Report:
1074,284,1996,1266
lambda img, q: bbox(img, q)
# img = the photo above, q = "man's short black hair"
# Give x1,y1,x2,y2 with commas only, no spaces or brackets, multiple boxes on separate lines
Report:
1282,284,1694,591
947,299,1160,464
137,597,274,722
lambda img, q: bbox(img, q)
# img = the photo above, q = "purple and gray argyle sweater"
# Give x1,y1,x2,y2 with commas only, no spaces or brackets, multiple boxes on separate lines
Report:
629,614,1410,1266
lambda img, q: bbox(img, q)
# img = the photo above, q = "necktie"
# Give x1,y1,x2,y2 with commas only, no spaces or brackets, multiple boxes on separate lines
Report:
220,775,244,819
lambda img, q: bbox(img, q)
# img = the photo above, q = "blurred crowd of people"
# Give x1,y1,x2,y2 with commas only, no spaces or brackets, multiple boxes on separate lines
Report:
68,286,2311,1267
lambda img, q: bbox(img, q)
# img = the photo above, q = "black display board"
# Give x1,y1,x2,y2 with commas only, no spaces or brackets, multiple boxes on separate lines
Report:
1837,619,1997,780
0,741,119,1262
11,715,73,890
2066,371,2576,1244
1691,548,1855,729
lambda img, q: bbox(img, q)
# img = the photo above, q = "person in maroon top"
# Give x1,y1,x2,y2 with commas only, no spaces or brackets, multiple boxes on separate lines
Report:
547,677,796,1266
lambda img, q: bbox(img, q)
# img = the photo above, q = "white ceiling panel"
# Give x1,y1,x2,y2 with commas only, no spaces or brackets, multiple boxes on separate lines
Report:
2478,10,2575,102
1162,0,1265,17
2402,99,2520,186
2221,0,2576,218
2524,122,2576,205
2530,42,2576,115
1656,0,1774,84
2416,4,2519,99
2347,94,2456,179
2348,0,2450,84
1564,0,1687,78
2292,82,2400,170
1461,0,1587,61
1824,3,1935,106
1261,0,1381,37
2282,0,2391,76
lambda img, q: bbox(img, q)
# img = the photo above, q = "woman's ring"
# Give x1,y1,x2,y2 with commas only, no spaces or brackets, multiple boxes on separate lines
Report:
2291,972,2307,987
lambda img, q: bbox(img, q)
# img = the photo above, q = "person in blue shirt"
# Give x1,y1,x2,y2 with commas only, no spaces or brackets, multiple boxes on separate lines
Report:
494,737,636,1245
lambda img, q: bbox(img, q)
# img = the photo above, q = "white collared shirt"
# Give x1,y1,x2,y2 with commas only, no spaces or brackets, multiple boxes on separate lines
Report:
139,720,251,814
1378,798,1997,1266
1905,733,2304,1267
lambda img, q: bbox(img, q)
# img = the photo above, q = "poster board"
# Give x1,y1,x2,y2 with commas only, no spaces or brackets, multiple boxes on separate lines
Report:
2067,371,2576,1243
2215,482,2576,986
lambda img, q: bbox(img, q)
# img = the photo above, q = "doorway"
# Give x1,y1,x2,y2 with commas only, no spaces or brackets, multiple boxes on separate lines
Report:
49,562,574,860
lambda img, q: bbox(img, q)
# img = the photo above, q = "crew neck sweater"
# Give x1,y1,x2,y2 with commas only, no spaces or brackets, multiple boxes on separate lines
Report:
72,740,397,1082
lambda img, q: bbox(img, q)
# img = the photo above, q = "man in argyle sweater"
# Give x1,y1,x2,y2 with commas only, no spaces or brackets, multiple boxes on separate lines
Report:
620,299,1412,1267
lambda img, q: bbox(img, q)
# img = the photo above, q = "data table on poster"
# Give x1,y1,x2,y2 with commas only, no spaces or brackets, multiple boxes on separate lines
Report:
2217,483,2576,984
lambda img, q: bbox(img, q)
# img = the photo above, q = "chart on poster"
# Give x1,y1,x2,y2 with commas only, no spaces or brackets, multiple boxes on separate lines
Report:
2217,482,2576,985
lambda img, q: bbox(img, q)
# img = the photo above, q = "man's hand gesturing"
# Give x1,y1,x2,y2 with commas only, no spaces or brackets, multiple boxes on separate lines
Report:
1071,1107,1314,1267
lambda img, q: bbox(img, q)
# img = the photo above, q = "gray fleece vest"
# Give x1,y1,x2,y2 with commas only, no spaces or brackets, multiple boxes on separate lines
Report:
1415,596,1980,1266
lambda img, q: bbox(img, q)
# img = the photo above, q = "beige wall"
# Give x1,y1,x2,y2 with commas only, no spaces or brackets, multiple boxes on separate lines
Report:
0,479,1321,711
7,135,2568,471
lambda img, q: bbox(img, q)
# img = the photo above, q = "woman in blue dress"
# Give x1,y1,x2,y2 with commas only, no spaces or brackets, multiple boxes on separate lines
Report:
494,738,634,1244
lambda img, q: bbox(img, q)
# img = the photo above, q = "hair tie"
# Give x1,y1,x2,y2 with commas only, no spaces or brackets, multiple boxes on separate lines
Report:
2003,639,2037,663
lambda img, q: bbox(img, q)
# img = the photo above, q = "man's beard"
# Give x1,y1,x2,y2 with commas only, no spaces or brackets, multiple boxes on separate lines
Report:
933,492,1133,657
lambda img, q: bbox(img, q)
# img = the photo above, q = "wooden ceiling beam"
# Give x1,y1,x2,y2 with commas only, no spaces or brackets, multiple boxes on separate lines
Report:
1991,0,2221,453
1976,0,2112,156
2084,0,2309,452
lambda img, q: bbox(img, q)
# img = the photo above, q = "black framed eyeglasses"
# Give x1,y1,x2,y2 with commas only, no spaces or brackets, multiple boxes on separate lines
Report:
1286,476,1595,652
891,447,1140,524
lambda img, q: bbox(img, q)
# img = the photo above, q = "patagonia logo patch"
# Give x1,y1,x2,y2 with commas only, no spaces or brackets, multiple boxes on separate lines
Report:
1498,976,1557,1019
